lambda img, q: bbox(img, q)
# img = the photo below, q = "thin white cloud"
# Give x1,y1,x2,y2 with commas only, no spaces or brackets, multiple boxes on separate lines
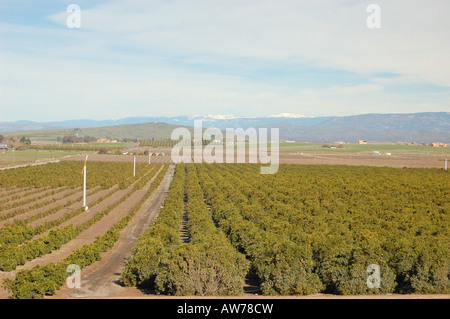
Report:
44,0,450,86
1,0,449,121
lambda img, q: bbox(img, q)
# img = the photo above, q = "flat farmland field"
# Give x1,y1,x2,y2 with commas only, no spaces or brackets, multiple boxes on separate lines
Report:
123,163,449,297
278,142,450,155
0,161,171,298
63,147,449,169
0,160,448,299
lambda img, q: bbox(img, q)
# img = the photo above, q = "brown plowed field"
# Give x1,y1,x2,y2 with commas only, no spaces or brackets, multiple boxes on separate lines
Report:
279,152,447,168
64,151,447,168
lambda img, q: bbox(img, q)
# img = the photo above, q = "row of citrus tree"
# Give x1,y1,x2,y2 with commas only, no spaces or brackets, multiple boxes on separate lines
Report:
0,164,161,272
0,161,148,189
197,163,449,294
4,164,169,298
0,163,161,248
120,163,249,295
196,164,325,295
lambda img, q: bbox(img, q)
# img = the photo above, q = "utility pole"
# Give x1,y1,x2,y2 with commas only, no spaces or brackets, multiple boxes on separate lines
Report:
134,155,136,177
81,155,88,211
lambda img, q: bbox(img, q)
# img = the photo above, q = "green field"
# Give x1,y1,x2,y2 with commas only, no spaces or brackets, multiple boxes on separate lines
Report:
2,122,189,142
83,142,129,148
80,122,193,141
278,142,450,154
2,130,72,141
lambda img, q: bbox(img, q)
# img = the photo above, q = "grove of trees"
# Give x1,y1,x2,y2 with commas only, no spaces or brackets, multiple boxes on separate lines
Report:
123,163,449,295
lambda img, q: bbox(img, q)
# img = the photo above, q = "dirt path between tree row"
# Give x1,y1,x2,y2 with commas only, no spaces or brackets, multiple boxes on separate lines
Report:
15,167,163,270
49,164,175,298
27,186,105,228
0,187,21,197
0,186,52,207
0,166,162,298
0,187,84,227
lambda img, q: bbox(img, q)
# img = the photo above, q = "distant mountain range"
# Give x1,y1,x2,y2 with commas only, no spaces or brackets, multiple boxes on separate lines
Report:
0,115,332,132
1,112,449,143
264,112,450,143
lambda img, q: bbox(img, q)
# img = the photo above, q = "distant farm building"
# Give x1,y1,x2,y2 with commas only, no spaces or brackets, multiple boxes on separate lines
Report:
97,138,111,143
359,140,368,144
432,142,447,148
0,144,8,150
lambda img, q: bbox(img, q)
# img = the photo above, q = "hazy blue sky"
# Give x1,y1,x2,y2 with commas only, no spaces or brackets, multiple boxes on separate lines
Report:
1,0,449,122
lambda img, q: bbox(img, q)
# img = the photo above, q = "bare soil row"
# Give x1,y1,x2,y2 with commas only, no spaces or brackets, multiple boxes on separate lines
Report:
50,165,175,298
0,187,77,224
0,164,165,298
0,186,53,210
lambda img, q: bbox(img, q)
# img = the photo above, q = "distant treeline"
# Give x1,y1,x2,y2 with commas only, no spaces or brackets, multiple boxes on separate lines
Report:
56,135,97,144
29,144,122,152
